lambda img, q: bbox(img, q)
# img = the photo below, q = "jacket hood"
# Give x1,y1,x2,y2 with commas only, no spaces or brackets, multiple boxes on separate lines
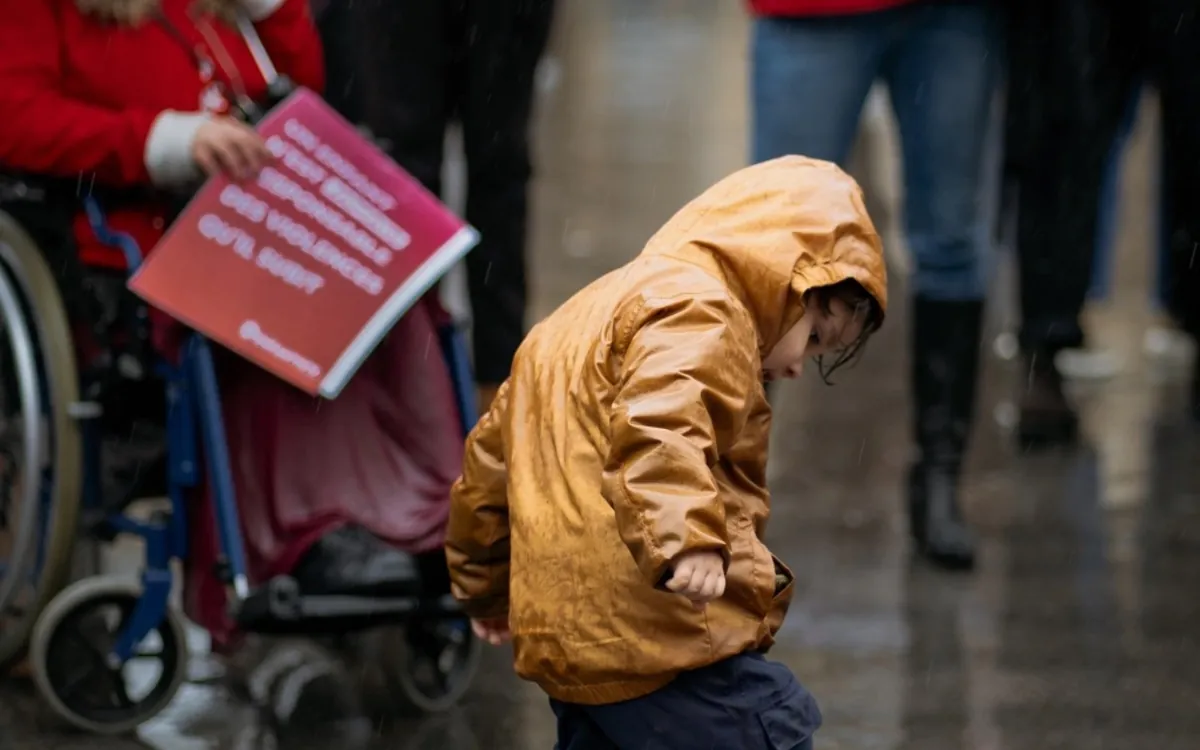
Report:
75,0,239,24
639,155,887,352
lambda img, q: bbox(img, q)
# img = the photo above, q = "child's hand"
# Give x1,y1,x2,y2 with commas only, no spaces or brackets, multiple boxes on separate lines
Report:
471,616,512,646
665,550,726,608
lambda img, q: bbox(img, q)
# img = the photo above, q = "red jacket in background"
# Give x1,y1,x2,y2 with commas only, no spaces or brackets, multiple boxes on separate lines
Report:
748,0,917,15
0,0,325,269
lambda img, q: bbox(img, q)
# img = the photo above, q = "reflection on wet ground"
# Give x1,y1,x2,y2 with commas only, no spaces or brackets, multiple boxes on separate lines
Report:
3,0,1199,747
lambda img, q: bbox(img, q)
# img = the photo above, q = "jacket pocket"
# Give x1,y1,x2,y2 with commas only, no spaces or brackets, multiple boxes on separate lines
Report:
763,554,795,635
742,527,777,617
770,555,794,599
739,522,795,619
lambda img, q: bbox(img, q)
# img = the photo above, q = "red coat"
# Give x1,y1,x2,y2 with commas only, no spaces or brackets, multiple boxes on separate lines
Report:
0,0,324,269
748,0,917,15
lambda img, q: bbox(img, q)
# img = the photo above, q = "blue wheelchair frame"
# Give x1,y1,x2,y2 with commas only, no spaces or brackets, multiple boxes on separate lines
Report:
80,197,477,664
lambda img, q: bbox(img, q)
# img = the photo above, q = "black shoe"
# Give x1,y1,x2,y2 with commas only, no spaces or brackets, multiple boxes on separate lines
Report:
260,642,372,744
908,465,976,571
908,297,982,571
292,525,421,598
1017,351,1079,448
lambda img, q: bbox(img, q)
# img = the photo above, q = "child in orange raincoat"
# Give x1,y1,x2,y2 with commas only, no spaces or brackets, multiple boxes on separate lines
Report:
446,155,887,749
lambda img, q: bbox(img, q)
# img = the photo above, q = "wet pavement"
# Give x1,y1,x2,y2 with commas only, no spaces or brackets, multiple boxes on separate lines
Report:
4,0,1200,747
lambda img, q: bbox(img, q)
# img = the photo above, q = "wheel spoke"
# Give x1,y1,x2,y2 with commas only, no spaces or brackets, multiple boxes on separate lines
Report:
64,626,111,667
72,622,116,665
50,627,120,710
54,664,98,703
101,665,135,709
116,678,135,709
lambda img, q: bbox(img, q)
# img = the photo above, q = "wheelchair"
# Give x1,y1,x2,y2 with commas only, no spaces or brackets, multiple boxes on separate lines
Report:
0,188,482,734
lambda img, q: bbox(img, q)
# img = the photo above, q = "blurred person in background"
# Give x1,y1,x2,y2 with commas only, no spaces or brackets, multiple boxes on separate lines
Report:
1044,86,1183,385
1051,83,1173,385
317,0,555,414
1005,0,1200,435
749,0,1000,570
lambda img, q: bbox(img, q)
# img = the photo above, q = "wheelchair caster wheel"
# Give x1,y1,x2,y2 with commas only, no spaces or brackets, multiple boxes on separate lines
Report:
28,575,189,735
383,619,481,715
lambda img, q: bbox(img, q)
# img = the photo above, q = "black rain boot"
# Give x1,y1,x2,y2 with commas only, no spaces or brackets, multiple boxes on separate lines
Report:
909,297,983,571
291,525,422,598
1016,349,1080,449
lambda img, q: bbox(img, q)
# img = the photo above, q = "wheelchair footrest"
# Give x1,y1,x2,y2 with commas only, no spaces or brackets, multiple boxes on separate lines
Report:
232,576,464,635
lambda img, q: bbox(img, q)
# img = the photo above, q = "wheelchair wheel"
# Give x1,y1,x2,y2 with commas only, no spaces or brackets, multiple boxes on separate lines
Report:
29,575,188,735
381,618,482,715
0,212,83,670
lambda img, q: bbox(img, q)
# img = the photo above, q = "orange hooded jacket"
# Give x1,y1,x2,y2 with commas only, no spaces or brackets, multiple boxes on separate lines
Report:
445,156,888,705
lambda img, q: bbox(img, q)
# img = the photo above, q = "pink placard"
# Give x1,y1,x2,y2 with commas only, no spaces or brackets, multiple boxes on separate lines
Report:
129,89,478,397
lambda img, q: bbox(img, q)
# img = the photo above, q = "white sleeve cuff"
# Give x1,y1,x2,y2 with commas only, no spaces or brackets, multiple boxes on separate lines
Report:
239,0,287,22
143,111,209,188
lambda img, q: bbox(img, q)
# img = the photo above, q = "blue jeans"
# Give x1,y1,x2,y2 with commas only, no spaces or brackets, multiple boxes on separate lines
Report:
751,0,1000,301
551,653,820,749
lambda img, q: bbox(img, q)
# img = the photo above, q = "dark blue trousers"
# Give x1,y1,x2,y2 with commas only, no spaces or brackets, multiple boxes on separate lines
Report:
551,652,821,750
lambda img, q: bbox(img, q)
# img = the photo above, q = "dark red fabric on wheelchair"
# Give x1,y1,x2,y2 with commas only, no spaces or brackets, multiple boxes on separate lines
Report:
182,296,464,646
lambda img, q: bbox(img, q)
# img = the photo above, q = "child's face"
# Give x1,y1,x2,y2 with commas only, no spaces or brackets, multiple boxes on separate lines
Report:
762,296,864,381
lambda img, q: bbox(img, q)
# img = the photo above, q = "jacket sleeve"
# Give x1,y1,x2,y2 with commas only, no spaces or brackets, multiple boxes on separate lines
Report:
445,380,512,619
240,0,326,94
0,0,162,185
603,292,760,587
